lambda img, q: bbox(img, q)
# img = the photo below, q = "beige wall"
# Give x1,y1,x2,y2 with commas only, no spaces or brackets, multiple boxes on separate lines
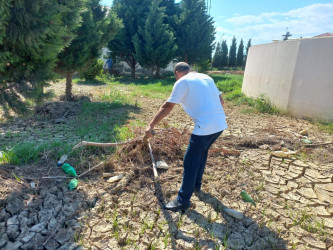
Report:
242,37,333,120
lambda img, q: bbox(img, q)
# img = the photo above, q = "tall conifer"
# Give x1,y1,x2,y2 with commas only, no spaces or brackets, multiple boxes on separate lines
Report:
133,0,177,77
221,40,229,68
108,0,150,78
174,0,215,64
236,39,244,67
229,36,237,67
56,0,122,100
0,0,85,114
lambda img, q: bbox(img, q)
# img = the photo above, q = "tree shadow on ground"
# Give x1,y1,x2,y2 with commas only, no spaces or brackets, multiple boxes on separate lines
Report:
75,79,107,86
185,191,288,249
0,98,142,248
115,75,175,86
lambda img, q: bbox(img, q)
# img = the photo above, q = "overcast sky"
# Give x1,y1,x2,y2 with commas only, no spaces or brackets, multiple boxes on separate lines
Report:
101,0,333,46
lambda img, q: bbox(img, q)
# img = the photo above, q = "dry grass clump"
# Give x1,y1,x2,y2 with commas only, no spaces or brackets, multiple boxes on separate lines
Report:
115,127,191,166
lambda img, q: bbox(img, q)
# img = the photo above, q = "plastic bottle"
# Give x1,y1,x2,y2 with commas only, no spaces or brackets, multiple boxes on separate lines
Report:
68,179,78,190
57,155,68,166
62,163,77,177
240,190,256,206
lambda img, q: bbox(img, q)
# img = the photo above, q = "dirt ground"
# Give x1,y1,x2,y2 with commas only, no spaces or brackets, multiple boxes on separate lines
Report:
0,80,332,250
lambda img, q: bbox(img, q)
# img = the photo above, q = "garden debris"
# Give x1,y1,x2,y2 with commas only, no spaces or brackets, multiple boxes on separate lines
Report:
30,182,36,189
107,174,124,183
223,207,244,220
299,130,308,136
68,179,78,190
156,161,169,169
240,190,256,206
62,163,77,177
57,155,68,166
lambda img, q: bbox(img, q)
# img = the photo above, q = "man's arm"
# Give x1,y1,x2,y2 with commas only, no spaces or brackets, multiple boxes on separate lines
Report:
145,102,176,137
219,94,225,107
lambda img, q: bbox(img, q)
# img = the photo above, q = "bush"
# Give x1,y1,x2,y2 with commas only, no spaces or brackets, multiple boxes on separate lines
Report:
79,59,104,80
255,94,277,114
194,59,211,73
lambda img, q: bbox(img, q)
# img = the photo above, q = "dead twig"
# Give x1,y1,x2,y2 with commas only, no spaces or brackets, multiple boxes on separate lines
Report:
78,161,105,178
301,141,333,147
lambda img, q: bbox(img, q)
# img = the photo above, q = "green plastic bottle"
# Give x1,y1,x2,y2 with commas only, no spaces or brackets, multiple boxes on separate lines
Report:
68,178,78,190
240,190,256,206
62,163,77,177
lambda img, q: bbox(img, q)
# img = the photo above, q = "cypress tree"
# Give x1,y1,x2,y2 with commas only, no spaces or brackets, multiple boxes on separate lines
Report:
0,0,85,114
108,0,150,78
229,36,237,67
174,0,215,64
244,38,252,67
221,40,229,68
236,39,244,67
212,42,222,69
133,0,177,78
56,0,122,100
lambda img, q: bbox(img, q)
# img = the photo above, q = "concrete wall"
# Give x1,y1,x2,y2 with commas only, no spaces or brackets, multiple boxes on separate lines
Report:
242,37,333,120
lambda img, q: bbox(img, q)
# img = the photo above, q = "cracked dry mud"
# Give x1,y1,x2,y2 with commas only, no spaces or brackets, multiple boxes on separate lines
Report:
0,81,332,249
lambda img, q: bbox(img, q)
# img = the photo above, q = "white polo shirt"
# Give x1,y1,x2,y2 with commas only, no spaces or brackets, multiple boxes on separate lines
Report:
167,72,228,135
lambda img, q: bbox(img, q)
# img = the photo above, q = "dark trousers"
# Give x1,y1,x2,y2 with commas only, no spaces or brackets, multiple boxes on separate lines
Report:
176,130,223,206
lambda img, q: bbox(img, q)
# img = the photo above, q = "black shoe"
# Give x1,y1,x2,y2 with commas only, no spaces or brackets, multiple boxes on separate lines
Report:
163,199,189,213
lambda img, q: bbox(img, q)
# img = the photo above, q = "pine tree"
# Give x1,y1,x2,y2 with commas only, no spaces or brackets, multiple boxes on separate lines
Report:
133,0,177,78
174,0,215,64
0,0,85,114
221,40,229,68
236,39,244,67
244,38,252,67
56,0,122,100
108,0,151,78
229,36,237,67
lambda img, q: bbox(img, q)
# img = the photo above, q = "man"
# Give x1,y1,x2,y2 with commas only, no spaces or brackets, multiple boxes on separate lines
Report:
104,58,112,74
145,62,227,212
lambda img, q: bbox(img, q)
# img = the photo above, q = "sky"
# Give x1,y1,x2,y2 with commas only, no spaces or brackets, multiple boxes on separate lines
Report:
101,0,333,46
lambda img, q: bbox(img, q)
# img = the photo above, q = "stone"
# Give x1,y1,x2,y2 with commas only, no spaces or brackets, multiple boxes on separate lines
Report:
3,241,22,250
0,209,10,222
55,228,73,245
0,238,7,248
44,238,59,250
323,218,333,229
48,218,58,231
228,232,245,249
43,194,59,209
58,242,78,250
7,224,20,241
21,232,36,244
7,215,19,226
259,226,270,237
5,197,24,215
242,217,253,228
30,223,45,233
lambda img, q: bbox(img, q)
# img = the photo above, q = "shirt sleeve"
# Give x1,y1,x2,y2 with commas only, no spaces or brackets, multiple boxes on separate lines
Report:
167,80,188,104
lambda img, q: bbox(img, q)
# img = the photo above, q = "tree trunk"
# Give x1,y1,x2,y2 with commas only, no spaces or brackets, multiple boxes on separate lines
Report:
184,53,188,63
35,83,44,106
65,73,73,101
155,67,160,78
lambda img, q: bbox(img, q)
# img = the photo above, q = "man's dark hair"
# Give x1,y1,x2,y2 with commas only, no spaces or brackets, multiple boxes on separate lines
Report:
174,62,190,73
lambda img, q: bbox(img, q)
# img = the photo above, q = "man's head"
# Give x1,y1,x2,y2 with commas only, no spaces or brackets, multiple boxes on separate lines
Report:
174,62,190,80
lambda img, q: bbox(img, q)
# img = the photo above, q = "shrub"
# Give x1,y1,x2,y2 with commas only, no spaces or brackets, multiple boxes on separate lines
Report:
194,59,211,73
79,59,104,80
255,94,277,114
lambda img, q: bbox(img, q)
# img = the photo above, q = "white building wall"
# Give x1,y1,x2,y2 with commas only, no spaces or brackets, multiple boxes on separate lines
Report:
242,37,333,121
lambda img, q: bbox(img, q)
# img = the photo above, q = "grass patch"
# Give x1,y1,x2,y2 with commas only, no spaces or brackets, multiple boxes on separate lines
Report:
211,74,279,114
0,141,73,165
316,121,333,134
